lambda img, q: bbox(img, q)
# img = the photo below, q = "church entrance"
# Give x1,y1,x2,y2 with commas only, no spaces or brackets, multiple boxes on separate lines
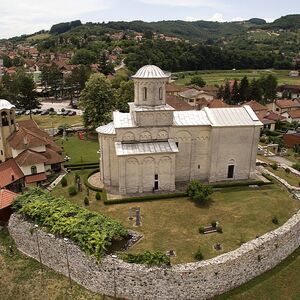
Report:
227,165,235,179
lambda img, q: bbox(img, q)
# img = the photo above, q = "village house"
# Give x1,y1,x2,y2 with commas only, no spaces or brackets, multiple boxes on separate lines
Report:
97,65,262,195
277,84,300,99
281,110,300,123
178,88,215,107
271,99,300,114
0,100,64,191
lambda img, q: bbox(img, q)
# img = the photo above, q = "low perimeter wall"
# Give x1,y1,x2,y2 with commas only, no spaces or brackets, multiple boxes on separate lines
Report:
8,212,300,300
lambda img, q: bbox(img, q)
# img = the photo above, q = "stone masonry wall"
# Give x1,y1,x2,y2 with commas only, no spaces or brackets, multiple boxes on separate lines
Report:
8,211,300,300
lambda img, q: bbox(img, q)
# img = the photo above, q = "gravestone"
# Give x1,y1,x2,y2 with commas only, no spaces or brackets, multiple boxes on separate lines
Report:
135,208,141,226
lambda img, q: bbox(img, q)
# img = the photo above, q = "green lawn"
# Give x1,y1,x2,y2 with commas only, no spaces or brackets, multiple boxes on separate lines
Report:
214,246,300,300
175,69,300,86
51,171,300,264
17,115,83,129
267,166,300,187
0,228,110,300
55,135,99,164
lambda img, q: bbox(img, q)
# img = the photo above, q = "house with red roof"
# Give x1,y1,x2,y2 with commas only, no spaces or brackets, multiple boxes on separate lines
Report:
0,189,18,222
0,100,64,191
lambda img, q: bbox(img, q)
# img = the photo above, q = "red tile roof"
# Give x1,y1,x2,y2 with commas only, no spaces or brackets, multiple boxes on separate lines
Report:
0,189,18,209
25,173,47,184
265,112,286,121
207,99,230,109
166,95,194,111
284,110,300,119
42,147,64,165
15,150,48,167
275,99,300,109
0,159,24,188
244,100,267,112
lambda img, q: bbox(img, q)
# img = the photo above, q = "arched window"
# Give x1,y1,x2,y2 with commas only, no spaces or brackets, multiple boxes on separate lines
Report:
31,166,37,175
1,111,8,126
159,87,163,100
143,87,147,101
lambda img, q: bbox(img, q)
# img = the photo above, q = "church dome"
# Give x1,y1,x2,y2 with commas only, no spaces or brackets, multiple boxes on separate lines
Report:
0,99,15,110
132,65,169,79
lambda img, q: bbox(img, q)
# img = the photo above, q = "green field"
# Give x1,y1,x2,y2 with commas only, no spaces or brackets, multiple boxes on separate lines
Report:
26,33,51,42
55,135,99,164
175,69,300,86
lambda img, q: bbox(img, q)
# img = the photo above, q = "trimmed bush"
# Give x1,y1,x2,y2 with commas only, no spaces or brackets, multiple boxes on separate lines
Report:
292,163,300,172
211,220,217,228
95,192,101,201
12,188,128,260
187,180,213,204
68,186,77,196
121,251,170,266
84,197,89,205
285,168,291,174
271,162,278,170
61,176,68,187
272,216,279,225
194,248,204,261
199,226,205,234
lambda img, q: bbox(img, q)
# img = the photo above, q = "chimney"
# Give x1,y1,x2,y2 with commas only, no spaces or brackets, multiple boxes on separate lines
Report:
24,136,28,146
11,174,14,181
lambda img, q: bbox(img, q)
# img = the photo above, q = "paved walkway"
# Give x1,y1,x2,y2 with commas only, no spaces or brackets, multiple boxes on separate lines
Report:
47,171,67,191
88,172,103,189
268,155,294,167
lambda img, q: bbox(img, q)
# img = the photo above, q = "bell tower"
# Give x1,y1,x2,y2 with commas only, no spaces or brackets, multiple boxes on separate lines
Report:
0,99,16,162
130,65,174,127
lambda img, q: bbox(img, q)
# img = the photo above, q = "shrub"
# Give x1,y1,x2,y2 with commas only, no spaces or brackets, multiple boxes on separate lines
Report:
84,197,89,205
187,180,213,204
259,136,266,143
216,226,223,233
292,163,300,171
199,226,205,234
68,186,77,196
95,192,101,201
285,168,291,174
194,248,204,261
271,162,278,170
61,177,68,187
121,251,170,266
272,216,279,225
211,220,217,228
12,188,128,260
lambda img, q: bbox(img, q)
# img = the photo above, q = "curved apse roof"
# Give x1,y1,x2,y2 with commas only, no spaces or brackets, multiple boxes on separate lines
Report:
0,99,15,110
132,65,170,79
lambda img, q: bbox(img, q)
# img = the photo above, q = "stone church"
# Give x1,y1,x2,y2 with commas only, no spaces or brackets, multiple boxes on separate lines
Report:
97,65,262,194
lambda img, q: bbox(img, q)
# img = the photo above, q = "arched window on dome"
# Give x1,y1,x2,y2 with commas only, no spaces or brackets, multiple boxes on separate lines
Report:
159,87,163,100
143,87,147,101
1,111,8,126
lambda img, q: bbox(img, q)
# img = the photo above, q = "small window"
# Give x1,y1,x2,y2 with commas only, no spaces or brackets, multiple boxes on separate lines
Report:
154,174,158,180
175,142,179,148
0,150,3,155
31,166,37,175
198,165,200,169
159,87,163,100
276,108,279,112
143,87,147,100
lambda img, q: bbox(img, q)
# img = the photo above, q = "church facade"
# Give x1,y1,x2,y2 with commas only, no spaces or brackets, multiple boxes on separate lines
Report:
97,65,262,194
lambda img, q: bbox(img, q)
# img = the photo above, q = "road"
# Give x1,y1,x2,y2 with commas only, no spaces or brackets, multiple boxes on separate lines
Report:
40,100,83,116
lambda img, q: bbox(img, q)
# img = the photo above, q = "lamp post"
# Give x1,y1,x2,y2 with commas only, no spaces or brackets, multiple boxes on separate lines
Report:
34,224,43,272
63,238,72,286
111,255,117,299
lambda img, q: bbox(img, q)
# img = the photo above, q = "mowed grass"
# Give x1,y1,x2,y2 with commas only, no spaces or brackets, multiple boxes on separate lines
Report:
214,246,300,300
52,172,300,264
17,115,83,129
0,228,110,300
175,69,300,86
267,166,300,187
55,135,99,164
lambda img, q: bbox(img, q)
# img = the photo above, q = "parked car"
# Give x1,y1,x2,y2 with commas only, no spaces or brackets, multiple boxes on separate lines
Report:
25,110,31,115
41,109,49,115
62,110,69,116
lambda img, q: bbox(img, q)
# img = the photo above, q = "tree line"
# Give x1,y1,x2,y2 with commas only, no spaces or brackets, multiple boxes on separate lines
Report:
217,74,278,105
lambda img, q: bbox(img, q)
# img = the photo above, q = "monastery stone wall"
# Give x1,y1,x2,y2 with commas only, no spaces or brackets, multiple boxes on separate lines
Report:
8,211,300,300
